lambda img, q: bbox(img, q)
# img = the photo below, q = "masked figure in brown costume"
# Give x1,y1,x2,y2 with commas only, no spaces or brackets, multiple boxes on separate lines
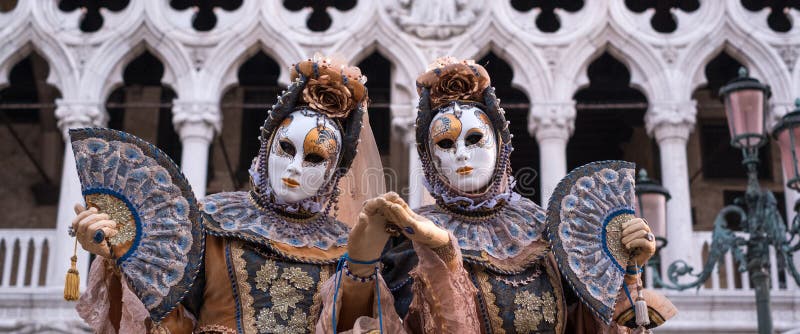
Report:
70,56,387,333
325,57,677,333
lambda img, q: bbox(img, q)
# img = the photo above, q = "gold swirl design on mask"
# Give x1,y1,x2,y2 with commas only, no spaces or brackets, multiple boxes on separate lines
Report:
85,193,135,246
430,113,462,148
303,126,338,162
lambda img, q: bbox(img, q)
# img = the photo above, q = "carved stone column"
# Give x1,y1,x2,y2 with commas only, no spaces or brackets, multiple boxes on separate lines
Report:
50,99,107,287
646,101,698,276
173,100,220,199
529,101,575,207
393,116,433,209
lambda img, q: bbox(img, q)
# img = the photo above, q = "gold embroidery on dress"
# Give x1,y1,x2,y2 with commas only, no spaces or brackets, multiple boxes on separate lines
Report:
544,255,566,334
196,324,238,334
230,242,257,334
473,268,505,334
513,291,556,331
283,266,314,290
308,265,332,330
256,308,308,334
252,260,315,333
255,260,279,291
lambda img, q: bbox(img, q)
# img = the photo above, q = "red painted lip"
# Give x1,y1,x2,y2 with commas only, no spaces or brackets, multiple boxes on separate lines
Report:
282,178,300,188
456,166,473,175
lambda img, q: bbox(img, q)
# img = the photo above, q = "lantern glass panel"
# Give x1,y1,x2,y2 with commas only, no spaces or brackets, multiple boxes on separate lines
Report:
724,88,765,147
776,126,800,191
635,192,667,238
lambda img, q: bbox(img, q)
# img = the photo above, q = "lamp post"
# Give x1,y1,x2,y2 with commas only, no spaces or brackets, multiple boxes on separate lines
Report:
634,169,671,288
641,68,800,334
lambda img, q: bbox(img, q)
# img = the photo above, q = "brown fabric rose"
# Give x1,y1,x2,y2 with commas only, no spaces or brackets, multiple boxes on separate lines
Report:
430,68,483,108
302,74,355,119
416,58,491,109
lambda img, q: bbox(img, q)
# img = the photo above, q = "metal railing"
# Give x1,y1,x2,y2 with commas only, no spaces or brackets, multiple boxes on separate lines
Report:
646,231,800,292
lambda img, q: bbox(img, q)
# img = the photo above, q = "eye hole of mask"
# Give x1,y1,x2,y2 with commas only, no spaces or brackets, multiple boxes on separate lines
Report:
436,138,455,149
304,153,325,164
465,130,484,146
279,140,296,156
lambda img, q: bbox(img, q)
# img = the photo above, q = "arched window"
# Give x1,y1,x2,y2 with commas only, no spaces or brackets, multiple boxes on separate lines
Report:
207,51,280,194
478,52,541,204
0,53,63,228
570,52,658,178
105,51,181,163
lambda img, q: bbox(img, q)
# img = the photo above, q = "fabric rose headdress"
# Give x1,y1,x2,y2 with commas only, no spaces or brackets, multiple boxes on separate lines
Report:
249,55,368,216
415,57,519,213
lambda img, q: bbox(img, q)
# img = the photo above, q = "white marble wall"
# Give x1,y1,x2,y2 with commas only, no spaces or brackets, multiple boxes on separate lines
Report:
1,1,800,331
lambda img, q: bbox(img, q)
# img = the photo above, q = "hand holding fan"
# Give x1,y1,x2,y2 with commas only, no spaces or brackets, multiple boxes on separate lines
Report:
68,128,204,323
546,160,637,324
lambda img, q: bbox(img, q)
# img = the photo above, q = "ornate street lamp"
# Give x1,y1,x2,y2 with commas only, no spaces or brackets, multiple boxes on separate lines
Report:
654,68,800,334
635,169,671,239
720,67,771,150
635,169,670,288
773,99,800,192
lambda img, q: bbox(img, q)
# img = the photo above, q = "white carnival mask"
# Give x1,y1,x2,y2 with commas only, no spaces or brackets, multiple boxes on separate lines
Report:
428,103,497,193
267,109,342,203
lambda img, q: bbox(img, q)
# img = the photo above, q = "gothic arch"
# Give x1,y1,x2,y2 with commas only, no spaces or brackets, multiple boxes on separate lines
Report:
684,21,793,103
0,30,75,98
208,23,305,99
452,20,550,102
558,35,661,104
331,20,425,118
81,24,191,102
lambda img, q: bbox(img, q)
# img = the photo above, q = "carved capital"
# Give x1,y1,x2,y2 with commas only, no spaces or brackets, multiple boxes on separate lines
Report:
391,115,417,145
172,100,221,142
55,99,107,139
646,101,696,143
528,101,576,141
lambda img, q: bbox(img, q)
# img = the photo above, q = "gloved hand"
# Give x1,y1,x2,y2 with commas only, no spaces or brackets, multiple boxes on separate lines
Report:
621,218,656,269
71,203,118,258
380,192,449,249
346,196,392,276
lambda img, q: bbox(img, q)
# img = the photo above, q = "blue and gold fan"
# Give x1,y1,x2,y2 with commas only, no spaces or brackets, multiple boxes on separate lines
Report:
69,128,204,323
546,160,636,324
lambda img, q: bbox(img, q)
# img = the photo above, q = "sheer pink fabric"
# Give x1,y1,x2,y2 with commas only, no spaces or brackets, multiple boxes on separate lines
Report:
76,257,149,333
404,238,480,334
317,235,480,334
315,274,406,334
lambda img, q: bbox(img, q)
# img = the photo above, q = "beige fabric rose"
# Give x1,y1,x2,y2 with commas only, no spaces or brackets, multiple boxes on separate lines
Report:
302,74,355,119
416,58,491,109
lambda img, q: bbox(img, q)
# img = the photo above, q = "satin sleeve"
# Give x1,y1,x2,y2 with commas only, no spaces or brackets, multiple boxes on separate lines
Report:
402,234,481,334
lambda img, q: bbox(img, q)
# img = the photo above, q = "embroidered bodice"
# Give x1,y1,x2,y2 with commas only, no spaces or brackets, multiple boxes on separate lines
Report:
180,191,349,334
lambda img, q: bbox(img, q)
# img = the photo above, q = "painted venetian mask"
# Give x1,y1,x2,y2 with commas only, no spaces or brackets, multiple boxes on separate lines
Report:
428,103,497,193
267,109,342,203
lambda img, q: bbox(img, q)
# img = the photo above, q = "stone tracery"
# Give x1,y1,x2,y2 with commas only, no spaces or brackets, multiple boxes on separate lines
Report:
1,1,800,331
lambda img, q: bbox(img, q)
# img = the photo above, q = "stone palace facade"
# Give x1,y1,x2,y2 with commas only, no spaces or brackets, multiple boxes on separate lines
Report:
1,0,800,332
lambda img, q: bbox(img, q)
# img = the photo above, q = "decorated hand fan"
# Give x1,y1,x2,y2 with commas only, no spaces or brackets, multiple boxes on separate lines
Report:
69,128,204,323
546,160,636,324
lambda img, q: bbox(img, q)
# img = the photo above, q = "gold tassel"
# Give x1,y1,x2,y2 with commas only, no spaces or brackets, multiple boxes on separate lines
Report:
633,261,650,327
64,238,80,301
